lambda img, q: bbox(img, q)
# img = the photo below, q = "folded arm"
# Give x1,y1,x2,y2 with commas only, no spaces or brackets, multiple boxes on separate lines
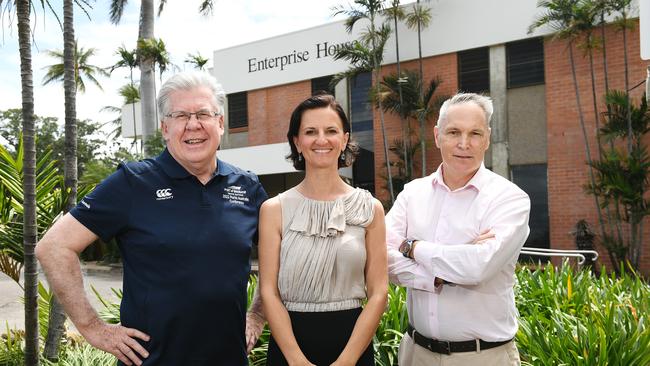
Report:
387,186,530,289
413,191,530,285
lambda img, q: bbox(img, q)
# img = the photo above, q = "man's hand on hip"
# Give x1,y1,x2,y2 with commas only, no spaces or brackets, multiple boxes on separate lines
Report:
245,311,265,354
80,319,150,366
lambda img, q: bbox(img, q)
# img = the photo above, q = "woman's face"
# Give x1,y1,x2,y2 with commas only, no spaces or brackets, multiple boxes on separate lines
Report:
293,107,349,170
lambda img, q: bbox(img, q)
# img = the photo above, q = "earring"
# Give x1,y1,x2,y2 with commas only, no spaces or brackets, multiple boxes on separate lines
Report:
298,153,303,162
340,151,346,161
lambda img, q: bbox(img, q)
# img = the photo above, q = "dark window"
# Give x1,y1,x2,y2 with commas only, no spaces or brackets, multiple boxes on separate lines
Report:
507,38,545,88
227,92,248,129
458,47,490,93
312,75,335,96
350,72,375,194
512,164,550,261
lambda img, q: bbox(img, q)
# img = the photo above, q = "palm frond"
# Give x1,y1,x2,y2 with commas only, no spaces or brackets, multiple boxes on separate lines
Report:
198,0,214,16
109,0,129,24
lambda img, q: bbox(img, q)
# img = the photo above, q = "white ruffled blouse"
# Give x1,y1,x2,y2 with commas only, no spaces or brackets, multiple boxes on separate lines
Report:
277,187,375,312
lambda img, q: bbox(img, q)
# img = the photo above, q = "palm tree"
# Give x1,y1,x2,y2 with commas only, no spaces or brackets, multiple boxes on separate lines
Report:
332,0,395,204
405,1,432,176
5,0,41,362
137,37,173,133
589,91,650,271
529,0,607,251
42,0,77,359
109,46,140,151
606,0,634,153
185,51,209,70
109,0,215,157
383,0,410,180
138,37,173,83
379,70,446,177
42,40,109,92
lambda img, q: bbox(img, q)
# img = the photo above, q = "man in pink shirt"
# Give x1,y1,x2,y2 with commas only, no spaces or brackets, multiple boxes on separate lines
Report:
386,93,530,366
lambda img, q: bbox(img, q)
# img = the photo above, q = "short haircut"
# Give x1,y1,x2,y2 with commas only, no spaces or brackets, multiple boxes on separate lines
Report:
437,93,493,129
157,71,226,119
286,93,359,170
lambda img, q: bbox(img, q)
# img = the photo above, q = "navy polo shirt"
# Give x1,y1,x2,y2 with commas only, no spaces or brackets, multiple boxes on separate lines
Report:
70,149,267,365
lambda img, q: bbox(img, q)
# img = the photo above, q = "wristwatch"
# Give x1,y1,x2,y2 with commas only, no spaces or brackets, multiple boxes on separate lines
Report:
399,239,416,258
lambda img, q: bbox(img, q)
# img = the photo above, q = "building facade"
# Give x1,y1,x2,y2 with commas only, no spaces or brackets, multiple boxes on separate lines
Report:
212,0,650,274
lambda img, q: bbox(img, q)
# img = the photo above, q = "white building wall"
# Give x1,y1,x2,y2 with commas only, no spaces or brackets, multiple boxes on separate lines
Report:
212,0,554,94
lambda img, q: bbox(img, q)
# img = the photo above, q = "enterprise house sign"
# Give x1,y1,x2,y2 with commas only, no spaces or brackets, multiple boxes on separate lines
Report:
248,41,354,73
212,16,365,93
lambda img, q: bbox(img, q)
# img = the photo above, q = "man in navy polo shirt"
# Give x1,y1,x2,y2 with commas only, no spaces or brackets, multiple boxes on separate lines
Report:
36,71,268,365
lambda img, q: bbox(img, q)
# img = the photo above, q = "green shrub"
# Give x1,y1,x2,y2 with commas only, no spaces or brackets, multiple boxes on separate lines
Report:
516,262,650,366
0,324,23,366
44,343,116,366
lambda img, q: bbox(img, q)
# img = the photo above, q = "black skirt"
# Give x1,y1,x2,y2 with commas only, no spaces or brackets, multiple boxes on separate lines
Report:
266,307,375,366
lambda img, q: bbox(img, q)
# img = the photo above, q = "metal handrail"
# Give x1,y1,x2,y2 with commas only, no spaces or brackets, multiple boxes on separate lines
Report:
520,247,599,266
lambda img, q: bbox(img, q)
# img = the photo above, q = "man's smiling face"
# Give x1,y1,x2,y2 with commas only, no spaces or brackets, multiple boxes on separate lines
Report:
161,86,224,173
434,101,490,189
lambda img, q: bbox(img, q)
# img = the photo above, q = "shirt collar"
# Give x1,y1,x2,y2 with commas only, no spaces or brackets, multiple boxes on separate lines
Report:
431,162,489,192
156,148,228,179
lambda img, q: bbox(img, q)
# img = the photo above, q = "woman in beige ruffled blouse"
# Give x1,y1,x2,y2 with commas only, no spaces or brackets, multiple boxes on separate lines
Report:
258,94,388,366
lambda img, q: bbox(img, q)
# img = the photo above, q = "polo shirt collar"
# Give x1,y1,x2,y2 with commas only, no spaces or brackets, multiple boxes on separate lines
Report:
156,148,229,179
215,158,234,176
431,162,489,192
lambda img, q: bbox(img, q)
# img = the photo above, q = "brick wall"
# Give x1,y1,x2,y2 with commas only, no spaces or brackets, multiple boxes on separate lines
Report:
545,20,650,274
247,80,311,146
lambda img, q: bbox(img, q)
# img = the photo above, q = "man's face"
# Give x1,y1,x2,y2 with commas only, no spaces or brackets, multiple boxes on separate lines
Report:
434,102,490,189
161,86,224,172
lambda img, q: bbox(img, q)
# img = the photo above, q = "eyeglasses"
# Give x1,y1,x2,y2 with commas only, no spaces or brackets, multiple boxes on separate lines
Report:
165,110,221,123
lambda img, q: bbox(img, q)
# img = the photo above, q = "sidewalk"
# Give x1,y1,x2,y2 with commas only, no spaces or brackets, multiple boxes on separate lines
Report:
0,262,124,332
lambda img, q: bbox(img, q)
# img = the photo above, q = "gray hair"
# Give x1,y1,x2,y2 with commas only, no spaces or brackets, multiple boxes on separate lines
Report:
437,93,493,129
157,71,226,119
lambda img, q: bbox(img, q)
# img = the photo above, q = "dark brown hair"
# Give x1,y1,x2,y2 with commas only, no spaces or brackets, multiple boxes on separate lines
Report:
286,94,359,170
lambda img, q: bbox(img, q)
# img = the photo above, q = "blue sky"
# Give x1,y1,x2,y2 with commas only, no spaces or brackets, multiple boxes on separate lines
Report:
0,0,359,128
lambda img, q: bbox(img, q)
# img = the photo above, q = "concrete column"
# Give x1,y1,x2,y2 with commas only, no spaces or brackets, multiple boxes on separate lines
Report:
489,44,509,179
221,95,230,149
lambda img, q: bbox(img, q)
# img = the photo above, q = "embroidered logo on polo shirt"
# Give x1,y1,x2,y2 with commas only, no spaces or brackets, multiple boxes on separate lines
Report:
155,188,173,201
223,185,249,205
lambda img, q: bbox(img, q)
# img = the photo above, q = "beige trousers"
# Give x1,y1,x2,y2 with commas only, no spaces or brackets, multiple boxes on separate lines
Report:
397,333,521,366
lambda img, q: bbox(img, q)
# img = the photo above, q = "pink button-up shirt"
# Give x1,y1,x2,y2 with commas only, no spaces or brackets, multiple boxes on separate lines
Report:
386,164,530,342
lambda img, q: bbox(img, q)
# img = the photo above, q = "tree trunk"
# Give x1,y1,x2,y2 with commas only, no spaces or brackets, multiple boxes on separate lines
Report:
393,8,409,181
599,14,625,247
130,69,140,154
622,13,632,154
569,42,606,243
416,0,426,177
44,0,76,360
17,0,39,364
139,0,157,157
369,13,394,204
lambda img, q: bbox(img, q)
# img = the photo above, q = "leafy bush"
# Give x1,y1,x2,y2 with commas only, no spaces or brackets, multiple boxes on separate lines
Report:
516,262,650,365
43,344,116,366
0,325,23,366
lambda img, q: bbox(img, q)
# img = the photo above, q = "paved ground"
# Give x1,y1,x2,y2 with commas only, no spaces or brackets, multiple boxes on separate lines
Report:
0,262,123,332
